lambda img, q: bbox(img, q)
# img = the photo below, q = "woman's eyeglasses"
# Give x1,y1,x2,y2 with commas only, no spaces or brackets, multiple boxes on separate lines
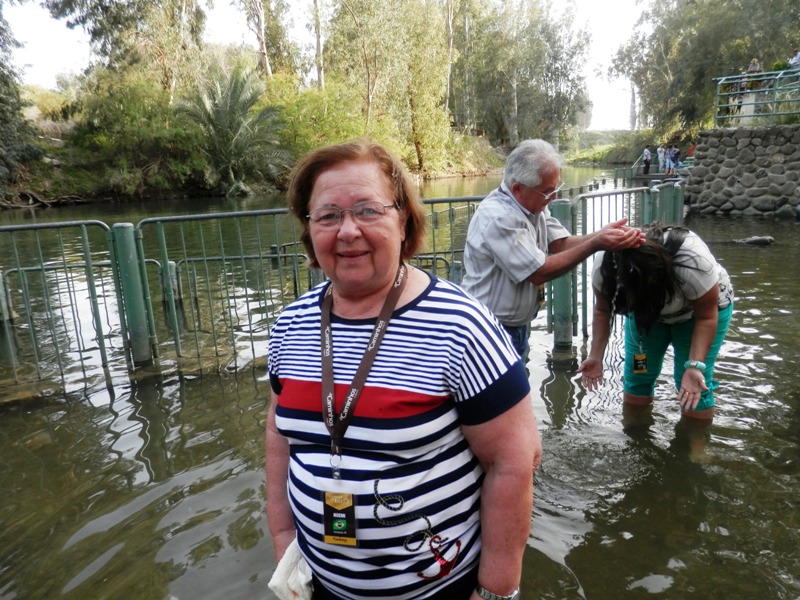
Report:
307,201,397,227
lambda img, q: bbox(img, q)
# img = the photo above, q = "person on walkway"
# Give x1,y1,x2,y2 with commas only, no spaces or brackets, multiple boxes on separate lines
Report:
657,145,666,173
460,139,645,359
642,145,652,175
668,145,680,174
747,57,762,74
266,138,542,600
788,49,800,70
577,223,734,428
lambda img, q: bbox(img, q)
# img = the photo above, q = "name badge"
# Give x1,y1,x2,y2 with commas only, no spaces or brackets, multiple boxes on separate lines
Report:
633,353,648,374
323,491,358,546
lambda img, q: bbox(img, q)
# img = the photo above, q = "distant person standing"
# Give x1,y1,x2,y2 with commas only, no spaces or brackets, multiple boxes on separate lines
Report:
788,50,800,70
747,58,762,73
657,145,666,173
642,145,652,175
670,146,681,173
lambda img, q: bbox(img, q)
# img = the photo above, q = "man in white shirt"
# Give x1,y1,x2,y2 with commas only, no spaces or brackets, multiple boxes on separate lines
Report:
460,139,645,358
657,145,666,173
642,145,652,175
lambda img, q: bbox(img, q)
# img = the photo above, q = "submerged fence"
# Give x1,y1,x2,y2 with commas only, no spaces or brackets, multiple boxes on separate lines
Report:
0,182,684,398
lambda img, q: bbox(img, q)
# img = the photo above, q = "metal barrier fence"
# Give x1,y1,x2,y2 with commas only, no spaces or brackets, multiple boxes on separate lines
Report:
0,183,683,397
714,68,800,128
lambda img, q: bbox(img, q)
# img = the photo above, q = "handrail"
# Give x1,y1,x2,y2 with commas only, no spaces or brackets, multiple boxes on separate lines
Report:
714,68,800,127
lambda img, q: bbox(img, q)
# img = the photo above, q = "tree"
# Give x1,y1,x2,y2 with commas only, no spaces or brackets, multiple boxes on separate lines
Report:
45,0,207,101
524,5,590,149
327,0,405,128
237,0,301,80
403,0,451,172
325,0,452,172
0,8,41,200
175,67,290,193
456,0,589,148
312,0,325,88
68,64,203,195
611,0,800,132
240,0,273,78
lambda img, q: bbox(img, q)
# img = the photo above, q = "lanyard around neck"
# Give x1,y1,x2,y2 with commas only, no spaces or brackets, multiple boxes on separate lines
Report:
319,265,408,478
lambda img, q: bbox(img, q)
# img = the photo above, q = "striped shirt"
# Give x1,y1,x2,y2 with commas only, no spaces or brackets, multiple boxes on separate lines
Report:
268,274,529,600
461,183,570,326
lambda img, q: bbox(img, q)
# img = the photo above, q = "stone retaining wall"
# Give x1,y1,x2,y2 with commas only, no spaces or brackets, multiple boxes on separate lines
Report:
685,125,800,217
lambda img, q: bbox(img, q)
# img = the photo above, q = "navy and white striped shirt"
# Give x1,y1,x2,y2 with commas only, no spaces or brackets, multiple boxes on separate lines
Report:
268,273,529,599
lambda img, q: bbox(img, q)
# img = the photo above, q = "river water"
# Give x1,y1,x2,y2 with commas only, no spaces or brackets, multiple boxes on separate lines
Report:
0,167,798,599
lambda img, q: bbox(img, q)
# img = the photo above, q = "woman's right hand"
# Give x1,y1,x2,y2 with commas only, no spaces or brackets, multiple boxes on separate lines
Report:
273,529,297,563
577,358,604,391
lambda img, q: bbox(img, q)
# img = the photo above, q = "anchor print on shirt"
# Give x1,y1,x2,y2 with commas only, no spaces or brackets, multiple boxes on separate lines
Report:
373,479,462,581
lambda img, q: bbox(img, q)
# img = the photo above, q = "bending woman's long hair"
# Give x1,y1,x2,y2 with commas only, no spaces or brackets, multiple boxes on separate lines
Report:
599,223,699,333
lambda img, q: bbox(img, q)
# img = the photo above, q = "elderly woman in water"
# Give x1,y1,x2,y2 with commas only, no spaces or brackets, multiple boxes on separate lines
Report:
266,139,541,600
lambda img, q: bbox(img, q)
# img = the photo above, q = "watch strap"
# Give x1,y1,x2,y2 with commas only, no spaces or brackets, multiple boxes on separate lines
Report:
684,359,707,371
476,584,521,600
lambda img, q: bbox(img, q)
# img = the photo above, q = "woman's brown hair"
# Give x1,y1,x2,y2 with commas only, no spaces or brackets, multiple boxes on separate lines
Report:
287,138,427,268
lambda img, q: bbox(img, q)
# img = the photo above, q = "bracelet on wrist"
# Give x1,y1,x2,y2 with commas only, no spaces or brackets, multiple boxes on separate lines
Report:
476,584,521,600
684,359,706,371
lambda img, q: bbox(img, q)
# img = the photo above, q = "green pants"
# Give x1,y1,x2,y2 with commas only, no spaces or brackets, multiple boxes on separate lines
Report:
623,303,733,412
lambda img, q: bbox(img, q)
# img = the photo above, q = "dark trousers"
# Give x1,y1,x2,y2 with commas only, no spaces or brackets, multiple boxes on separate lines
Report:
643,159,651,174
502,322,530,362
311,564,478,599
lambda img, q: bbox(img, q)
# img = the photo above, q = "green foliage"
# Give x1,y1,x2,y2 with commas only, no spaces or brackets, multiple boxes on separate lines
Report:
612,0,800,133
450,0,590,148
566,129,697,165
0,12,42,199
7,0,610,201
264,74,370,156
64,65,207,195
174,67,290,193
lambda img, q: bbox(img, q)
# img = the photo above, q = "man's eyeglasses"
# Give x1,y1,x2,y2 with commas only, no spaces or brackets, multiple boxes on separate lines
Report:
307,201,397,227
530,180,565,201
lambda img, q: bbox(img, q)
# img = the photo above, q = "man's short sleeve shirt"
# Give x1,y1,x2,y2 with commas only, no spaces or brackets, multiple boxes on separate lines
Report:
461,184,569,326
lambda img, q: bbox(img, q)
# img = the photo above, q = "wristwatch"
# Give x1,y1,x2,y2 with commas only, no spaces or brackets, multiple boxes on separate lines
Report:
684,359,707,371
476,585,521,600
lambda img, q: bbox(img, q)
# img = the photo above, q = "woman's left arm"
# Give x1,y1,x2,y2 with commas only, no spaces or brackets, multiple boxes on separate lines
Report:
461,396,542,599
679,284,720,410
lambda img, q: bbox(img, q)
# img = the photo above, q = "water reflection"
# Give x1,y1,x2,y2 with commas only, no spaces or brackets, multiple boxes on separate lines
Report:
522,214,800,599
0,372,272,599
1,177,799,599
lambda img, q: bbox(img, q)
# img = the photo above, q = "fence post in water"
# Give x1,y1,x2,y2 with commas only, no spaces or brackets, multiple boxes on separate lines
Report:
547,200,576,366
642,187,656,226
161,261,181,301
0,271,13,322
113,223,153,366
673,182,685,224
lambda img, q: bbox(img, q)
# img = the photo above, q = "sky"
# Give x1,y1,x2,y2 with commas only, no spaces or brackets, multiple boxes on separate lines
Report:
4,0,638,130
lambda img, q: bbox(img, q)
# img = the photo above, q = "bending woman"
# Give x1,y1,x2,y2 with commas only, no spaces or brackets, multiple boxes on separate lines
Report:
577,223,734,422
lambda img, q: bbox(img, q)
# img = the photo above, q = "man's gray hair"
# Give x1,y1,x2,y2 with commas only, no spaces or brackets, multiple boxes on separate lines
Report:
503,139,564,188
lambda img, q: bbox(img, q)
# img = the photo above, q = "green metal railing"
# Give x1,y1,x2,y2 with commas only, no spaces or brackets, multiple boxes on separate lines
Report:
0,184,684,395
714,68,800,127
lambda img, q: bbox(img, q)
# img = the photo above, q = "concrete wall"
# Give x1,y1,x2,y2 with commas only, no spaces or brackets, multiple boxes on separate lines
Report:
685,125,800,217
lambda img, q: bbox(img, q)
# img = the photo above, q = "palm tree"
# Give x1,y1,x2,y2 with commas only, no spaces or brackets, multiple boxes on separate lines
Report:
175,67,289,194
